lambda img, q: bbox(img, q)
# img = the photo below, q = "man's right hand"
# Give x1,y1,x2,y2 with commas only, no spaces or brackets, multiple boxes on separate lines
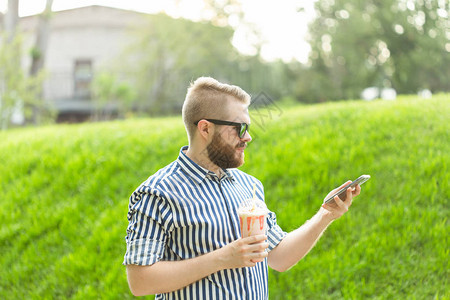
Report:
217,234,269,269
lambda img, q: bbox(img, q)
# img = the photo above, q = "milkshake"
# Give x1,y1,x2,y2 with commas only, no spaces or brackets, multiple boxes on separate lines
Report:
238,199,268,238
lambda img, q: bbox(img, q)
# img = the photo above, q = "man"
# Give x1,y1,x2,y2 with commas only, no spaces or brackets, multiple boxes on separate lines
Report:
123,77,361,299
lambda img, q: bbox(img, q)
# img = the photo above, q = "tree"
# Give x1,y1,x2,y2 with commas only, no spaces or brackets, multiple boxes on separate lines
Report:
0,34,46,130
0,0,53,130
121,14,242,115
29,0,54,124
301,0,450,101
3,0,18,42
30,0,53,76
91,72,136,121
116,11,292,116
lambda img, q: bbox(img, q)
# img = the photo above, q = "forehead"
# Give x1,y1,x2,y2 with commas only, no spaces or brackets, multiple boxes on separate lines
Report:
224,98,250,123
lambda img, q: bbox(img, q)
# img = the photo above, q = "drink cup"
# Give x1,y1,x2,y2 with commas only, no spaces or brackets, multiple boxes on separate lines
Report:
238,199,268,238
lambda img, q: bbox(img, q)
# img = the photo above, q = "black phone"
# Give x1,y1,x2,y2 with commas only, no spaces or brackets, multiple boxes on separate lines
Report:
324,175,370,204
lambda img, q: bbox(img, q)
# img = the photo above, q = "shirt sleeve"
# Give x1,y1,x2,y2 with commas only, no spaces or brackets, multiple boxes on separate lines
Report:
123,186,172,266
266,210,288,251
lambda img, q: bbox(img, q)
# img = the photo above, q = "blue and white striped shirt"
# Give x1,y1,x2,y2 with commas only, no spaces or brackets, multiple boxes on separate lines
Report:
123,146,287,299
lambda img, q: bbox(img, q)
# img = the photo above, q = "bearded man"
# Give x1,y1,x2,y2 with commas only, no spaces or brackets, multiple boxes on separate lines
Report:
123,77,361,299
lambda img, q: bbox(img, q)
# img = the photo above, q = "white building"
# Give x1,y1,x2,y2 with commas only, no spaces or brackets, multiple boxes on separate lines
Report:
17,5,146,121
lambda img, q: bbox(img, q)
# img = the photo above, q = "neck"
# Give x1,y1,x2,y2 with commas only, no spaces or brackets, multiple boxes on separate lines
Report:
185,145,222,177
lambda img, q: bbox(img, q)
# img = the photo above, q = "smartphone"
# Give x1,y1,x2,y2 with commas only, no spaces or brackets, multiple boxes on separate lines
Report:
324,175,371,204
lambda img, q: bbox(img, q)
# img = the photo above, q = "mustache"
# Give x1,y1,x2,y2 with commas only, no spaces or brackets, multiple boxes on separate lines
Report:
236,142,246,148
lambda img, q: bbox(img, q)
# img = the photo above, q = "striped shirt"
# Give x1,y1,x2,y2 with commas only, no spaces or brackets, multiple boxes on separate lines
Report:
123,146,287,299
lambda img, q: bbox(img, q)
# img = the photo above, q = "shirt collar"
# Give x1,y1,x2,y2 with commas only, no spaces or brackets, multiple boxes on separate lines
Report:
177,146,235,184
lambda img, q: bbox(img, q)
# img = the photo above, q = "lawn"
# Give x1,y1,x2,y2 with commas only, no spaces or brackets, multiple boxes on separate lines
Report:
0,94,448,299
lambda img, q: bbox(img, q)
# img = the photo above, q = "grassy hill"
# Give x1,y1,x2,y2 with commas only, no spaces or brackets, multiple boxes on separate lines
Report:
0,95,448,299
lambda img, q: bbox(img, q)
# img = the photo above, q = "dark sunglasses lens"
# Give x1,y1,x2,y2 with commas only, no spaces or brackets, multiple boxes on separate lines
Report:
239,124,247,138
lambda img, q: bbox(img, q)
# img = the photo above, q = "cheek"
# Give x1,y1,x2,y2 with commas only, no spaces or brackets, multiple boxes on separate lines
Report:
221,128,239,144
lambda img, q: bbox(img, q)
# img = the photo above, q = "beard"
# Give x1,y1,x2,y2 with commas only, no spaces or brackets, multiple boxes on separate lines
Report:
206,131,246,169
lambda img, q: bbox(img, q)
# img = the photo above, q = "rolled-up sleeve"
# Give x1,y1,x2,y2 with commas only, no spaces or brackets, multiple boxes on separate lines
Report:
266,210,287,251
123,187,172,266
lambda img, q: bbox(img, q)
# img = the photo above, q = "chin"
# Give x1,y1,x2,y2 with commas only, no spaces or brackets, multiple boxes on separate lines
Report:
236,156,245,168
236,153,245,167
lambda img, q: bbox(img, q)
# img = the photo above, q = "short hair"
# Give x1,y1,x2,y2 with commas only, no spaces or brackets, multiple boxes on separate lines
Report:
182,77,251,142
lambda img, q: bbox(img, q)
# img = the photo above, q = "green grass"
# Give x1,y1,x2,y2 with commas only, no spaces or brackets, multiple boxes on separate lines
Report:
0,94,448,299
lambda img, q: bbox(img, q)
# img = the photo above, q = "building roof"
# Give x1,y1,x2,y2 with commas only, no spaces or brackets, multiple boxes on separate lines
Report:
19,5,147,32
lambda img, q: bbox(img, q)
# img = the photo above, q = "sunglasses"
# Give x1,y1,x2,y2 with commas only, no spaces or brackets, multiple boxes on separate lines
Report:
194,119,250,138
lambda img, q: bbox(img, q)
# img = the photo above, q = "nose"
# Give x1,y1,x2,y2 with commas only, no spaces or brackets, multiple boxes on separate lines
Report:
241,130,252,143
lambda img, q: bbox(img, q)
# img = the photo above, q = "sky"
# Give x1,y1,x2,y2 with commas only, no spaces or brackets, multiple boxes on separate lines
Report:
0,0,317,63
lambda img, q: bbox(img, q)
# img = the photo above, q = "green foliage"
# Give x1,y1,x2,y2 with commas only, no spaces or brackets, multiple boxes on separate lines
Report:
301,0,450,101
0,95,448,299
0,34,52,130
91,72,137,120
118,13,289,115
121,13,239,114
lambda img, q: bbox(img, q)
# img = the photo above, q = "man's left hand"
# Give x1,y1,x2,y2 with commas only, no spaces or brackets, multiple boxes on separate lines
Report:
321,181,361,220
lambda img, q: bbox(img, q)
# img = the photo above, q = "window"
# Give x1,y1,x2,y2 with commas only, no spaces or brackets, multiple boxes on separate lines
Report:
74,60,93,99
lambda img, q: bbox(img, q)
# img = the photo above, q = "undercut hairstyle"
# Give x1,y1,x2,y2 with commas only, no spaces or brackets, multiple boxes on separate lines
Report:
182,77,251,143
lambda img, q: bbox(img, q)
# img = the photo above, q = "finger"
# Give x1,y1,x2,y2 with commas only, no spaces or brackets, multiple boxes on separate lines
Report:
251,249,268,258
346,186,354,198
321,201,338,212
248,242,269,252
247,261,257,267
250,250,268,263
334,195,348,212
250,256,268,264
346,187,354,206
354,184,361,196
339,180,352,189
244,234,267,244
330,180,352,195
321,202,331,211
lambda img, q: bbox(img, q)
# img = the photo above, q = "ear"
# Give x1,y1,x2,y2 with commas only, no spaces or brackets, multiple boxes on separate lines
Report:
196,120,213,140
